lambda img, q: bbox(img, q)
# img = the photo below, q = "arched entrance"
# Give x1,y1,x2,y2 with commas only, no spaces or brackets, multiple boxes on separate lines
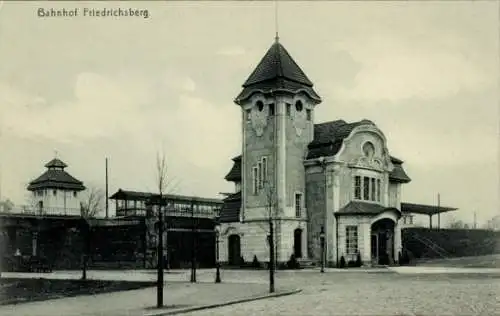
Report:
227,234,241,265
293,228,303,258
371,218,395,265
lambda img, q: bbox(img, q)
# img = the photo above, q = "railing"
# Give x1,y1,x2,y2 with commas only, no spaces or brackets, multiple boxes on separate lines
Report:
116,206,220,219
410,231,449,259
3,206,82,217
116,208,147,217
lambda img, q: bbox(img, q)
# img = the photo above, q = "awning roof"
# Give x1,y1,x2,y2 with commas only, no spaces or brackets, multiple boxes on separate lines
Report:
109,189,223,204
401,202,458,215
336,201,401,217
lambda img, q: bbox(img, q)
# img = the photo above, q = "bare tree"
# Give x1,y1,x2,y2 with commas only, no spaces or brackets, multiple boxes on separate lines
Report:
80,187,105,218
448,216,467,229
23,192,41,214
155,150,169,308
262,180,277,293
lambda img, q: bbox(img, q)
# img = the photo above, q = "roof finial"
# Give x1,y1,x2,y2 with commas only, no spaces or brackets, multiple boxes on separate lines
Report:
54,149,58,159
274,0,279,42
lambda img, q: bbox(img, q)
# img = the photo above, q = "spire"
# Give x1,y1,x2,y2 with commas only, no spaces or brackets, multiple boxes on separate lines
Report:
274,0,279,43
234,39,321,105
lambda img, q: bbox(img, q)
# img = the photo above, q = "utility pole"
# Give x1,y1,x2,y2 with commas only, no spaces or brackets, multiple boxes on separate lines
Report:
190,199,197,283
474,211,477,229
105,158,109,219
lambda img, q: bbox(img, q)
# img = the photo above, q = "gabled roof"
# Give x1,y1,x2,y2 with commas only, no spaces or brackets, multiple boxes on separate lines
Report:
225,155,242,182
389,157,411,183
219,191,241,223
307,119,376,159
235,39,321,104
336,201,401,217
27,159,85,191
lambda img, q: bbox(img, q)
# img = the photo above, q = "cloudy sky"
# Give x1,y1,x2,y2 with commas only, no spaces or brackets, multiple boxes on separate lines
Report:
0,1,498,225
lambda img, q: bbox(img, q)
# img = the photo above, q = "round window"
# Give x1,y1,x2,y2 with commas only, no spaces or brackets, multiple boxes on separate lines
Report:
256,100,264,112
295,100,303,112
362,142,375,158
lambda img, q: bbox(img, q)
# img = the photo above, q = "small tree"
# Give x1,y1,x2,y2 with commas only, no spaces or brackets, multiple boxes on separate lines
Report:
80,187,104,218
339,256,346,268
251,255,261,269
355,252,362,267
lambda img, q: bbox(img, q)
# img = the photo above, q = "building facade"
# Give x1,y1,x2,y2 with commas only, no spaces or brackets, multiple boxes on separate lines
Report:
26,158,86,216
109,189,223,268
219,38,413,267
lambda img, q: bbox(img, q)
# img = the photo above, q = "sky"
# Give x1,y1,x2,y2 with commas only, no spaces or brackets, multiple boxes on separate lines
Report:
0,1,498,226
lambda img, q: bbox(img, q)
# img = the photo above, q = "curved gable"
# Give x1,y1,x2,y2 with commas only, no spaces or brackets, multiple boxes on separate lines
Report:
335,122,392,171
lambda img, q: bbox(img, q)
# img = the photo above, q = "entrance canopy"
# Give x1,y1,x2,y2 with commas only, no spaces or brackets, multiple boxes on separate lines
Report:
401,202,457,216
336,201,401,218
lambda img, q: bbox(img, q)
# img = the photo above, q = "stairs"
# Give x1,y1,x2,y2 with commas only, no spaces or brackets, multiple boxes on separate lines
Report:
410,231,449,259
297,258,317,268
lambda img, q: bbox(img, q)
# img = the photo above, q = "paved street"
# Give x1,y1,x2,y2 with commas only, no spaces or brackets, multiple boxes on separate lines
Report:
1,268,499,316
184,270,500,316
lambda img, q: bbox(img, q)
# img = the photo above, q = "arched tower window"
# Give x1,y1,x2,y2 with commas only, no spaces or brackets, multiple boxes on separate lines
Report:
256,100,264,112
295,100,303,112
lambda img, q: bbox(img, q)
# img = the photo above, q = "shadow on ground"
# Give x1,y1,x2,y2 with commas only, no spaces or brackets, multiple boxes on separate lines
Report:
0,278,156,305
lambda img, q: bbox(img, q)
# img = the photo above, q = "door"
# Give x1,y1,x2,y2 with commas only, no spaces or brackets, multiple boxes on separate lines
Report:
293,229,302,258
371,234,378,264
378,231,388,265
227,234,240,265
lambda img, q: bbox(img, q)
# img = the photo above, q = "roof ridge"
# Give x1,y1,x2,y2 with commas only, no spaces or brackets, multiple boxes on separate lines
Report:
275,42,284,78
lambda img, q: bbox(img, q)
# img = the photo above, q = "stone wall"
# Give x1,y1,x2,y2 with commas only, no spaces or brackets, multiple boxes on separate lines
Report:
337,215,371,263
305,170,326,260
219,219,308,264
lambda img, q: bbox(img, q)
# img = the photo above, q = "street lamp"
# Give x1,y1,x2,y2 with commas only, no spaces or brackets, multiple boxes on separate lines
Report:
214,216,221,283
319,226,325,273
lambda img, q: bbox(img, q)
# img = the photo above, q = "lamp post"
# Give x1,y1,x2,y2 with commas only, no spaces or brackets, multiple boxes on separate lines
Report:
214,216,221,283
319,226,325,273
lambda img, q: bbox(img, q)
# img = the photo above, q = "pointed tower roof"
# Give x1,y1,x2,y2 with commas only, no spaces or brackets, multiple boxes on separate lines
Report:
243,40,313,87
27,158,85,191
44,158,68,169
235,39,321,105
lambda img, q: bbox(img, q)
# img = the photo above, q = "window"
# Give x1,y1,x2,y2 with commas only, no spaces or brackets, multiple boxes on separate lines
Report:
252,167,258,194
295,193,303,218
377,179,381,201
246,109,251,122
354,176,381,202
371,178,376,201
286,103,291,116
346,226,358,255
269,103,275,116
306,109,311,121
73,191,77,198
295,100,303,112
53,190,57,196
256,100,264,112
262,157,268,184
362,141,375,158
258,161,263,189
363,177,370,200
354,176,361,199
